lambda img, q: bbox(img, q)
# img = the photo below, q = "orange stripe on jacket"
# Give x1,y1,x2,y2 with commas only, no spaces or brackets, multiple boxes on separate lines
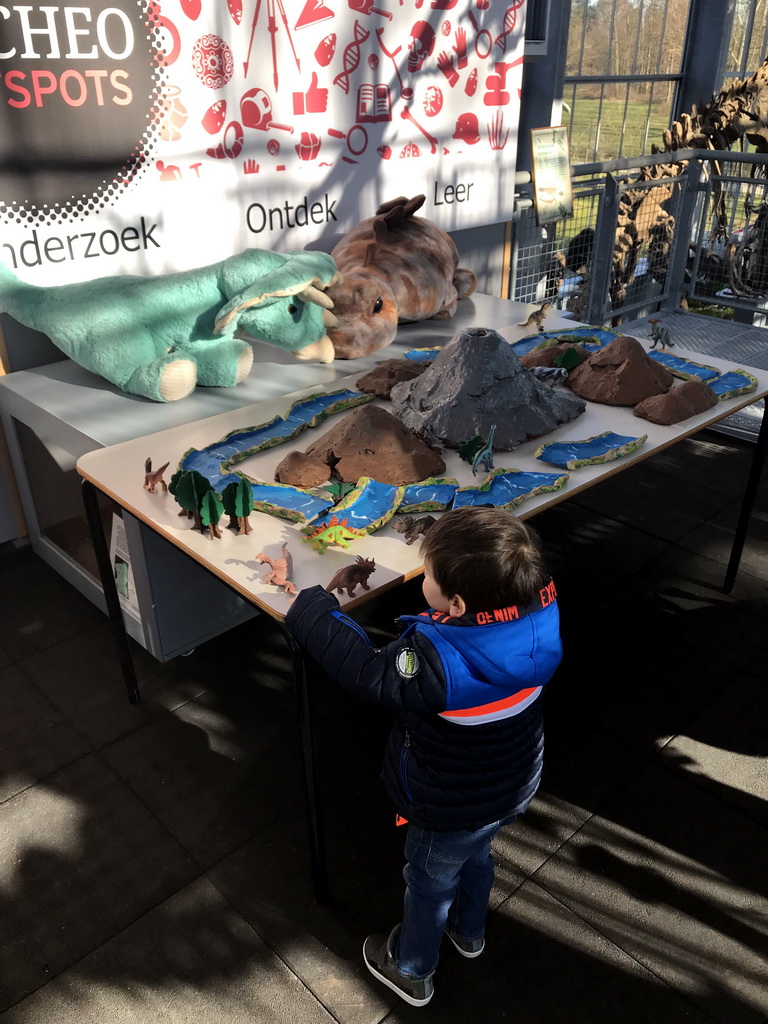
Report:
439,685,539,720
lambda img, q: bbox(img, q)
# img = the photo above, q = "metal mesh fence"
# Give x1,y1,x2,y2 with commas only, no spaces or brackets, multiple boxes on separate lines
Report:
688,163,768,311
512,156,768,327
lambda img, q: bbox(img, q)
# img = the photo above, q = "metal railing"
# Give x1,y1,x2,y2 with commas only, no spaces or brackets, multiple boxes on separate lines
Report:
512,149,768,327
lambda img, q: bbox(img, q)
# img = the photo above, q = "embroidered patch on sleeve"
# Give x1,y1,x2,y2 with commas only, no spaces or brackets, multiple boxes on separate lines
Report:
395,648,420,679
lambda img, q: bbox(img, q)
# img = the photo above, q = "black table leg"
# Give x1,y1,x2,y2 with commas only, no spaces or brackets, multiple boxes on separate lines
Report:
81,479,140,703
723,397,768,594
279,623,330,905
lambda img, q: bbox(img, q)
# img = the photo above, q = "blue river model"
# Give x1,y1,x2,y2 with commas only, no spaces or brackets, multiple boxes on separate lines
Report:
179,389,371,521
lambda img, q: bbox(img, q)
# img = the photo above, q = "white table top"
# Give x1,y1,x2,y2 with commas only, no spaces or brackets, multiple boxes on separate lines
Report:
77,313,768,621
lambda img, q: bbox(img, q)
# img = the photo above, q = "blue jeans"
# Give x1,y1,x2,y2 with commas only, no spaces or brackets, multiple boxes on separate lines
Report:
394,819,509,979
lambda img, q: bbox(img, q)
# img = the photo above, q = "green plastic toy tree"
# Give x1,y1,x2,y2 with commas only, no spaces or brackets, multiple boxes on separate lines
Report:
169,468,213,532
221,477,254,535
200,489,224,539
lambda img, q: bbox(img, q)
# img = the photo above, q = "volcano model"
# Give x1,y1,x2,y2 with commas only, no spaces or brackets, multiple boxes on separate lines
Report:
390,327,586,448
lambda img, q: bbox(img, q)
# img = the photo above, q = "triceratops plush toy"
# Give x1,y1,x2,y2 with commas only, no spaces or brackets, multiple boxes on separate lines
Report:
0,249,341,402
324,194,477,359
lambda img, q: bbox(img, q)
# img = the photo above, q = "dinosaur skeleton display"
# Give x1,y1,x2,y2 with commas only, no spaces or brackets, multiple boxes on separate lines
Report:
561,57,768,319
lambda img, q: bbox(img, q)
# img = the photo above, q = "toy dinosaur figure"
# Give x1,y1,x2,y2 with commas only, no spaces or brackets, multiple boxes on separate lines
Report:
472,424,496,476
301,514,367,554
0,249,341,402
326,555,377,597
143,457,170,493
391,514,437,545
518,302,553,332
256,544,297,595
324,194,477,358
648,319,674,349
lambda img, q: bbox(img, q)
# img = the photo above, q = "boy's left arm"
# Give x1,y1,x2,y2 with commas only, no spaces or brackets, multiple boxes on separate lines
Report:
285,585,444,713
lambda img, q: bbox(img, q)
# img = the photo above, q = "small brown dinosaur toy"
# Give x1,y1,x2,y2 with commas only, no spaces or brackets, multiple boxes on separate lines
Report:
143,457,170,493
518,301,553,332
256,544,297,595
391,514,437,545
326,555,377,598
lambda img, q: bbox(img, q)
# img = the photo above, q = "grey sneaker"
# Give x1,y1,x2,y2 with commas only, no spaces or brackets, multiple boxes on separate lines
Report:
363,930,434,1007
445,929,485,958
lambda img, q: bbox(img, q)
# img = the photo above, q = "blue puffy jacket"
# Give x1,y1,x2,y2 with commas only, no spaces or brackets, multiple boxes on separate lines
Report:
285,582,563,831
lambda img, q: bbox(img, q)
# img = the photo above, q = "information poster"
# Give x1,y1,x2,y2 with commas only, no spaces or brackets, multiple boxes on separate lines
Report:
530,125,573,225
109,514,141,623
0,1,527,283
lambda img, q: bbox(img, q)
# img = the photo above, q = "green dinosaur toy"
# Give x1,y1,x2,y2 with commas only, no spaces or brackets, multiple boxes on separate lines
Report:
0,249,341,402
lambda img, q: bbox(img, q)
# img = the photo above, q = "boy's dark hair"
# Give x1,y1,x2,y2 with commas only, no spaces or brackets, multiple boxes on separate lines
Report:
419,506,550,612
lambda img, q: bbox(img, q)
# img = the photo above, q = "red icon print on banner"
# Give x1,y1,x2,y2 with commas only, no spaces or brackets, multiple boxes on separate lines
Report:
149,2,181,68
227,0,243,25
328,124,369,162
157,160,182,181
206,120,244,158
348,0,392,19
441,21,451,36
179,0,201,20
453,26,468,67
315,33,336,66
156,85,188,141
400,142,421,158
401,106,438,153
240,88,294,132
377,145,392,159
487,111,508,149
453,111,480,144
357,84,391,122
245,0,300,87
244,159,259,174
475,0,490,8
293,72,329,115
468,11,492,59
192,35,234,89
484,59,523,106
496,5,525,52
436,50,459,87
268,140,281,155
407,22,435,72
368,53,379,69
296,132,321,160
423,86,443,117
465,68,477,96
376,29,413,99
202,99,227,135
296,0,333,30
334,21,369,94
431,0,459,8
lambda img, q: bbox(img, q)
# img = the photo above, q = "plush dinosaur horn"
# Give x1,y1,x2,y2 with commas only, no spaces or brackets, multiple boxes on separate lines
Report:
213,253,340,334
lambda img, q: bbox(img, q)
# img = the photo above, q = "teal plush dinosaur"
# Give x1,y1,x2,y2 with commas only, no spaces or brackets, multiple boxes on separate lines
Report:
0,249,341,402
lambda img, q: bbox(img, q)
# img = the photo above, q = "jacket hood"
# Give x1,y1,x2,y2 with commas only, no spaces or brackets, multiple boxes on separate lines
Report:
400,599,562,706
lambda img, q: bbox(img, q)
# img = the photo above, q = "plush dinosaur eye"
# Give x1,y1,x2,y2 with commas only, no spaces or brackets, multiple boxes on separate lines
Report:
373,297,383,314
288,303,298,314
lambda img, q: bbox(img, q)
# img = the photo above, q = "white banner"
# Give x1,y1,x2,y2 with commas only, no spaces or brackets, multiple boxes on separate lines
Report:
0,1,525,282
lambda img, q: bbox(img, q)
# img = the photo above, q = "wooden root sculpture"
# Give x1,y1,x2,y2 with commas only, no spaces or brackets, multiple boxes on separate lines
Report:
324,194,477,358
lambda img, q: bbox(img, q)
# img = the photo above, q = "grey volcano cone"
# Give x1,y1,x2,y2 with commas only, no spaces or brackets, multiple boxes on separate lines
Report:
390,327,586,449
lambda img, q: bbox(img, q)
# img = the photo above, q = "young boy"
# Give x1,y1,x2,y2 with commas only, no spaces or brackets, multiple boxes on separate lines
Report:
285,506,562,1007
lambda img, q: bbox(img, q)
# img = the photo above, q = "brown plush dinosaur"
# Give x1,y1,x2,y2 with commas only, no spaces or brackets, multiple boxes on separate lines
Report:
325,555,377,597
324,195,477,359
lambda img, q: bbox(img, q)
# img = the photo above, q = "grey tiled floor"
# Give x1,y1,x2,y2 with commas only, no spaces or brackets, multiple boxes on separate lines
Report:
1,429,767,1024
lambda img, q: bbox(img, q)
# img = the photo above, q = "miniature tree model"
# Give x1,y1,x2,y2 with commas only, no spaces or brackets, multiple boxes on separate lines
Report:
200,489,224,539
169,468,215,532
221,478,254,535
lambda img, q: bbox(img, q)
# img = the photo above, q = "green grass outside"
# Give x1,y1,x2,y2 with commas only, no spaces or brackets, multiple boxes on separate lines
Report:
567,96,673,163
